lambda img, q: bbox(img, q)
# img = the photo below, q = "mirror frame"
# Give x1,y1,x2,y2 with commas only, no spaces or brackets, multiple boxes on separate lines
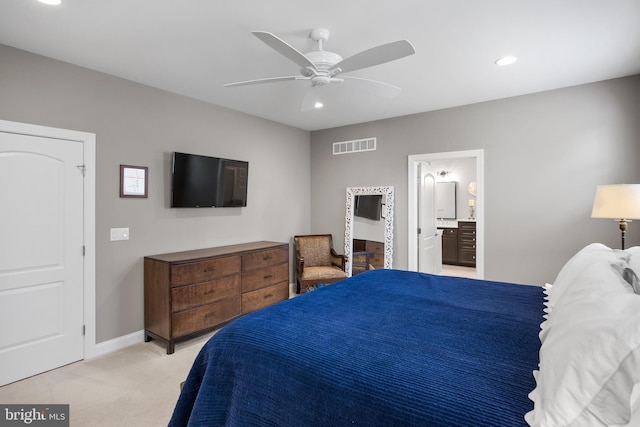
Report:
344,186,394,277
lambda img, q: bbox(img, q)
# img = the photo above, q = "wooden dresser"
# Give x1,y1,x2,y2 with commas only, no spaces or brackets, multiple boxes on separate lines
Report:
439,221,476,267
353,239,385,269
144,241,289,354
457,221,477,267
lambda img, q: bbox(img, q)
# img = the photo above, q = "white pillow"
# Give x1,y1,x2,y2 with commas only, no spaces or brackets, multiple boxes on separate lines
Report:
527,250,640,426
626,247,640,287
547,243,623,310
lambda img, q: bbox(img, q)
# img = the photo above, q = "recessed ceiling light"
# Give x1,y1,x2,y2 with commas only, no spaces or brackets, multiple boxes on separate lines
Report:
314,102,324,109
38,0,62,5
495,56,518,66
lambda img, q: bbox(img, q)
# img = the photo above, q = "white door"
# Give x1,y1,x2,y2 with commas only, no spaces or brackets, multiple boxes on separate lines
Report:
0,131,85,386
418,164,441,274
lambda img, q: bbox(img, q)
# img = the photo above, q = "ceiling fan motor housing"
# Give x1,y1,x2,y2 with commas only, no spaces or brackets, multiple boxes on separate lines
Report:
302,51,343,76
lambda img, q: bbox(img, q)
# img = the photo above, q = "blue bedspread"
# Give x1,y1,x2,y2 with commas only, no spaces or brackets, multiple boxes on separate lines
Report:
170,269,543,427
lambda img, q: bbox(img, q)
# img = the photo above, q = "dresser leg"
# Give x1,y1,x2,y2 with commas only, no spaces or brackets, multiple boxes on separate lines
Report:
167,340,175,355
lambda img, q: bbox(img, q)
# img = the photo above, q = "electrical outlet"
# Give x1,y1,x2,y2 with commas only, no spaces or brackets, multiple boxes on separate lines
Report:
110,227,129,241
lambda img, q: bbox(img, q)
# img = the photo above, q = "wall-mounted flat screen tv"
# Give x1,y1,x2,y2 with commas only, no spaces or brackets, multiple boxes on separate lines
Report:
354,195,382,220
171,152,248,208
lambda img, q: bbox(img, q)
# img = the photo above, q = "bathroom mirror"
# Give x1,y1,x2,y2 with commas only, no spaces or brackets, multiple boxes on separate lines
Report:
436,182,457,219
344,186,394,277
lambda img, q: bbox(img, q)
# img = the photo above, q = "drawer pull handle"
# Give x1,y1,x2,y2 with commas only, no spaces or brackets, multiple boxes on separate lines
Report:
204,267,216,273
263,294,273,299
204,289,216,295
263,274,273,280
263,255,272,261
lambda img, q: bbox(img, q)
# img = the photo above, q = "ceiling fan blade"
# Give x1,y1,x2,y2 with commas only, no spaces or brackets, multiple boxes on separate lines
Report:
252,31,318,71
341,76,402,98
224,76,309,87
329,39,415,75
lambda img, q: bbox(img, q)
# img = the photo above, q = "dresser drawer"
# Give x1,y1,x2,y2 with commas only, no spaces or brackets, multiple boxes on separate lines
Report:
460,231,476,244
459,250,477,266
171,275,241,312
241,282,288,314
458,222,476,234
365,240,384,254
170,255,241,286
242,246,288,271
242,263,289,293
171,295,241,337
460,240,476,250
459,231,476,240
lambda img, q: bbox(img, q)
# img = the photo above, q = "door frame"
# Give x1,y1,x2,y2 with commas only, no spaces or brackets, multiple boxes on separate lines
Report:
408,149,484,279
0,119,96,358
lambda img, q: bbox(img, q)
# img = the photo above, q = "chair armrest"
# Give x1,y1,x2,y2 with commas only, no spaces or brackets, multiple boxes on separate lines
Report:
330,249,346,271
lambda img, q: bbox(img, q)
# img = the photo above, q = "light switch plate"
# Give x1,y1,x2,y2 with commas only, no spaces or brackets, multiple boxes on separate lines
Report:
110,227,129,241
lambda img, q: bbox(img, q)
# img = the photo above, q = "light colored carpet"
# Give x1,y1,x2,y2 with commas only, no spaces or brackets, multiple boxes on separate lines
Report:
0,283,299,426
440,264,477,279
0,332,215,427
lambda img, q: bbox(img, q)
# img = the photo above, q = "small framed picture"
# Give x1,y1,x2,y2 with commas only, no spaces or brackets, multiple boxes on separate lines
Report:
120,165,148,198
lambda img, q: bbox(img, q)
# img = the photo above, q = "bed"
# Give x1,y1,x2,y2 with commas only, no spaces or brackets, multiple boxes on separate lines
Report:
170,269,543,426
169,244,640,426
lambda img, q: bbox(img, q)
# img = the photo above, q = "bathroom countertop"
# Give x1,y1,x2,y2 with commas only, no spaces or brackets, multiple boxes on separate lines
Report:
436,218,476,228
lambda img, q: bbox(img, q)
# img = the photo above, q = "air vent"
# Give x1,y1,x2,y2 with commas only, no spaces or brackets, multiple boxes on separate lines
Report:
332,137,376,155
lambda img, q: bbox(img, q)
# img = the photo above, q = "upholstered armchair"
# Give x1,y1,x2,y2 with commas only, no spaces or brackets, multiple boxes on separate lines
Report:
294,234,347,293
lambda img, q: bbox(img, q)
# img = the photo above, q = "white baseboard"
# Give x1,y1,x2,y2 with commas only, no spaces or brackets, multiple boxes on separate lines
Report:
92,329,145,358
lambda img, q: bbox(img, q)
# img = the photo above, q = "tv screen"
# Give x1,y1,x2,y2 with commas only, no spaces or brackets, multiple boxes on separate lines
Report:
355,195,382,220
171,152,248,208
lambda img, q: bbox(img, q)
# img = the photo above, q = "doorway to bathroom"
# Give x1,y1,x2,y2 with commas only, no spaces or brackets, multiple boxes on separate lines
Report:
407,149,484,279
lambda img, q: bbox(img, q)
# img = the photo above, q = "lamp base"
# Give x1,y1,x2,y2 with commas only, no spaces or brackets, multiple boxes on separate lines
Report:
618,219,629,250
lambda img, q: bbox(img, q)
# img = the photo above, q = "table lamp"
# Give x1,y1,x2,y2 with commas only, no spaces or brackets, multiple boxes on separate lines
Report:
591,184,640,249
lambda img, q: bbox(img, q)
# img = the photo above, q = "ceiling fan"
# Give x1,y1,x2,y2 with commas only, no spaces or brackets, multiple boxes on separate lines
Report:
224,28,416,110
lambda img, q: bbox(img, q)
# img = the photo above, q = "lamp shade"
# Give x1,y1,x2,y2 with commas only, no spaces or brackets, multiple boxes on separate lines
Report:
591,184,640,220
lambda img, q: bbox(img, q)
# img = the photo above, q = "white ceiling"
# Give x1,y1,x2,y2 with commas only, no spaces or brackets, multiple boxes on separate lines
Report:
1,0,639,131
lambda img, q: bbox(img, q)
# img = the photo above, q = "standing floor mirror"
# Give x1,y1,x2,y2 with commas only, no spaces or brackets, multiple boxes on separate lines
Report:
344,186,394,277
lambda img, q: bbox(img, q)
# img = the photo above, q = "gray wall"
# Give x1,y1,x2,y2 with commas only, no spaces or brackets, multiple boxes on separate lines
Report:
0,44,311,343
310,76,640,286
2,41,639,342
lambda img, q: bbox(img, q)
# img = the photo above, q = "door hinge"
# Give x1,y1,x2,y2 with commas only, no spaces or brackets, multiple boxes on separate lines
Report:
417,227,421,235
82,325,86,336
82,246,86,256
77,165,86,177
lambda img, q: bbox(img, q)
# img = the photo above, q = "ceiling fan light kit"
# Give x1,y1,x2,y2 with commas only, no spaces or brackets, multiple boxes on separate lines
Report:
495,56,518,66
225,28,416,110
